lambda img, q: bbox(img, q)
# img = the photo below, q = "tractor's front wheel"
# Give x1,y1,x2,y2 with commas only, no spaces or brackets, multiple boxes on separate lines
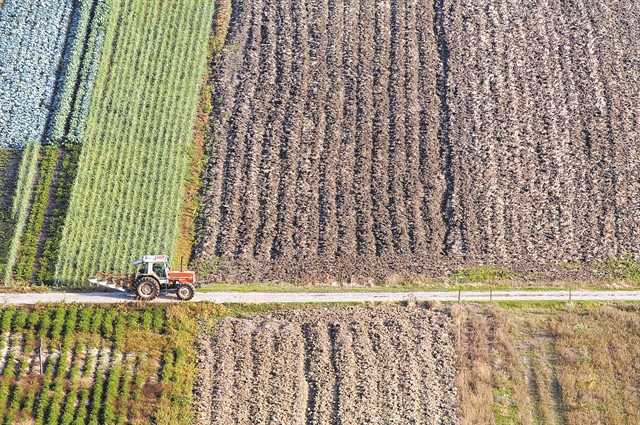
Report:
136,277,160,301
176,283,195,301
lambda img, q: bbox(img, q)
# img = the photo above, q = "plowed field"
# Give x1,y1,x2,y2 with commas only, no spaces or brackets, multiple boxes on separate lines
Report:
194,306,458,424
196,0,640,282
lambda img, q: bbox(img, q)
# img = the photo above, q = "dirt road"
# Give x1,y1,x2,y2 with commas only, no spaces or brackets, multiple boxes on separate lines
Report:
2,290,640,304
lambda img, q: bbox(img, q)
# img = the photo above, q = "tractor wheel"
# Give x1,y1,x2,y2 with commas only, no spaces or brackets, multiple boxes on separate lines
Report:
136,277,160,301
176,283,195,301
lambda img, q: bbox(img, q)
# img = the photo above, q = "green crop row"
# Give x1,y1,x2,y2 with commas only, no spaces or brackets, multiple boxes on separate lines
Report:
0,305,165,346
48,0,109,146
67,0,110,145
55,0,216,285
13,147,59,282
1,140,39,285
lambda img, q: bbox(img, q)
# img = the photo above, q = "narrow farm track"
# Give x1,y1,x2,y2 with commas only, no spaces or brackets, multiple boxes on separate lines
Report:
2,290,640,304
196,0,640,283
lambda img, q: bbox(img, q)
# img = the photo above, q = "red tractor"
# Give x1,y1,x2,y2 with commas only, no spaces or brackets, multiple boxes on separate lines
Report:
88,255,196,301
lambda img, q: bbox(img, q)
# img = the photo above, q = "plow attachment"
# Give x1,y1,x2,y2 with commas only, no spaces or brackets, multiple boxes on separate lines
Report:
87,272,133,292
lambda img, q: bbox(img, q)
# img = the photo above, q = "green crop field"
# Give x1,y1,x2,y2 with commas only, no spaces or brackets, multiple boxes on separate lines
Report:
55,0,215,285
0,302,227,425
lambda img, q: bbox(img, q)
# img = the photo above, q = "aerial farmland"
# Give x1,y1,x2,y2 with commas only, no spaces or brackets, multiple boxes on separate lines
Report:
0,0,639,423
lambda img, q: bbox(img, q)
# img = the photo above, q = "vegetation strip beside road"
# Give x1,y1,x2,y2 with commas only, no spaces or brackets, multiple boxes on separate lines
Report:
455,302,640,424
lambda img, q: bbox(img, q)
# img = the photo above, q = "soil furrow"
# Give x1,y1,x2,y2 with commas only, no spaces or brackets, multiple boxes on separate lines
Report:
271,0,309,259
369,0,394,256
351,0,376,257
229,320,255,425
334,0,358,257
433,0,457,255
402,0,428,255
248,322,275,423
332,321,357,424
252,0,294,260
316,0,344,257
209,320,234,423
198,0,257,259
415,0,444,252
214,0,265,257
292,0,330,257
350,319,382,421
387,0,410,255
235,0,279,258
305,318,335,425
233,2,276,258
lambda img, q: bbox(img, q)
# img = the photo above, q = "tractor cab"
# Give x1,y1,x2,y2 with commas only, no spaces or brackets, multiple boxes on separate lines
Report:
134,255,170,285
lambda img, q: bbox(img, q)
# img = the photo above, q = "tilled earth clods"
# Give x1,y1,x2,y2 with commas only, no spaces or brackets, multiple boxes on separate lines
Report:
196,0,640,282
195,306,458,424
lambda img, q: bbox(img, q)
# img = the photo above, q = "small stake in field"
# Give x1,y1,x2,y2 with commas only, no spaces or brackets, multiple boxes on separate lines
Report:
39,339,43,375
88,254,197,301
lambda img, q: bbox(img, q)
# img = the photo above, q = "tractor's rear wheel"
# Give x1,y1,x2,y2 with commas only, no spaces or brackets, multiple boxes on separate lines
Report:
176,283,195,301
136,277,160,301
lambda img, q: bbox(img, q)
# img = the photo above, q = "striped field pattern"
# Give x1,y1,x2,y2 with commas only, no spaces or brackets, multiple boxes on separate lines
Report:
195,0,640,283
55,0,215,284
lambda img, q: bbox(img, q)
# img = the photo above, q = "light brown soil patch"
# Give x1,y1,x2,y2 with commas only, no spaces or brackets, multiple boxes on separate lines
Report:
195,305,458,424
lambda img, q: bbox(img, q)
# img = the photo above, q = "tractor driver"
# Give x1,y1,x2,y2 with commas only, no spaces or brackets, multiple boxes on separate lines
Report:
153,262,167,278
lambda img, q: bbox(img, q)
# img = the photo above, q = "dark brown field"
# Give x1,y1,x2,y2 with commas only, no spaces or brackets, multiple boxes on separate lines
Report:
195,0,640,282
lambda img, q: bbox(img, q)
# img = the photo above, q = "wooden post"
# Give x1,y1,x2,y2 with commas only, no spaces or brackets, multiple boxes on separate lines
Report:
458,289,461,305
569,289,572,304
39,339,43,375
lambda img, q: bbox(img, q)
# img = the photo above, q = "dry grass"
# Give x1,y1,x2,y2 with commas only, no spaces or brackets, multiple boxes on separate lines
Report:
174,0,233,266
455,302,640,424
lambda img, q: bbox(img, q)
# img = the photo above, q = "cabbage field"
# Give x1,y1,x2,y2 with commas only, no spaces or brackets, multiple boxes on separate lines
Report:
0,0,74,148
0,0,216,285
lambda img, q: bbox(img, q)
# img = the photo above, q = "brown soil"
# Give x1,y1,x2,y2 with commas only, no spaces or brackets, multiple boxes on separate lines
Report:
195,0,640,282
195,305,458,424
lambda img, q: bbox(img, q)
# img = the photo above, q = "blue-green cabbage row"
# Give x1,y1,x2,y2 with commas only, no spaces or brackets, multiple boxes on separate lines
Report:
0,0,74,148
